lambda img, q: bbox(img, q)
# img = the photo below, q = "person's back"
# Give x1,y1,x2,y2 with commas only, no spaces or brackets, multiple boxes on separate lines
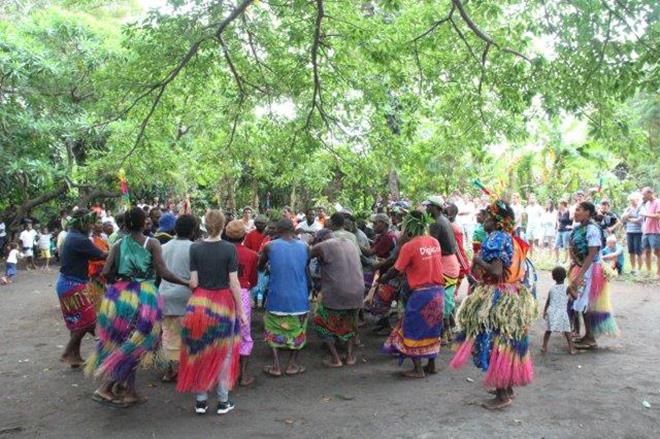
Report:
160,239,192,316
316,238,364,309
430,215,457,255
267,239,309,314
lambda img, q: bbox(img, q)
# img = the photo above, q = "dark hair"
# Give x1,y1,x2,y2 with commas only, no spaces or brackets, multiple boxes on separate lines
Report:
330,212,345,228
579,201,596,218
175,214,196,238
125,207,146,232
306,208,315,215
115,212,125,227
551,266,567,283
445,203,458,219
275,218,294,232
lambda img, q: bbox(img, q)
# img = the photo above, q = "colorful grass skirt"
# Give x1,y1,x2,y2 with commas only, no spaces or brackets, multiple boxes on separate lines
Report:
314,303,359,343
264,312,308,350
85,280,162,383
570,263,618,337
177,288,240,393
450,282,537,388
383,286,444,361
443,274,458,319
55,273,96,332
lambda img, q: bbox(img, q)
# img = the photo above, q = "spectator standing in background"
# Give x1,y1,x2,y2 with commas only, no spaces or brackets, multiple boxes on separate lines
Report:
621,192,644,275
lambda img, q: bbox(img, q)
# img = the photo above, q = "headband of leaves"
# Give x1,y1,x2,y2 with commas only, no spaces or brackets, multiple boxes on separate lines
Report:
487,201,514,233
403,211,433,237
70,211,98,231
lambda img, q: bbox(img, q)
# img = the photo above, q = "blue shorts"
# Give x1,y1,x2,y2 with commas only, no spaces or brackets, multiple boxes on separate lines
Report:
555,231,570,249
626,232,642,255
642,233,660,251
5,263,16,278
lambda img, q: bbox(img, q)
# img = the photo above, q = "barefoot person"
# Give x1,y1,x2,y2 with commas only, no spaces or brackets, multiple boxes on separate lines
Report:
569,201,619,350
311,226,364,368
176,211,247,415
259,219,310,377
450,200,536,410
380,211,444,378
159,214,196,383
56,209,106,368
224,219,259,386
541,266,576,355
86,207,188,408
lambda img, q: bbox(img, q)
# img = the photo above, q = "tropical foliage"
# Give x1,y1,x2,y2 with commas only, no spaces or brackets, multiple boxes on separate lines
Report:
1,0,658,228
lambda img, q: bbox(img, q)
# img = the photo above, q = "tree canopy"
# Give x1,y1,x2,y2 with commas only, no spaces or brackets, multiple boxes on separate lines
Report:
1,0,658,227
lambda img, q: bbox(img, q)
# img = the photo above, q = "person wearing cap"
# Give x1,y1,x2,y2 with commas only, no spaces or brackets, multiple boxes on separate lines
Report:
244,215,268,252
259,219,310,377
154,212,177,245
159,214,196,382
311,226,364,368
597,199,619,236
224,220,259,386
241,207,255,233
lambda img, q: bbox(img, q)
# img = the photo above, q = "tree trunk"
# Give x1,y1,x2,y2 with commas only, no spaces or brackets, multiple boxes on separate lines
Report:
388,167,400,199
290,186,297,209
251,179,259,210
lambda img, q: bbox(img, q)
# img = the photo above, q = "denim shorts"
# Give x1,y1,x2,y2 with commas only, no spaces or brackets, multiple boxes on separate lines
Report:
642,233,660,251
626,232,642,255
555,231,570,249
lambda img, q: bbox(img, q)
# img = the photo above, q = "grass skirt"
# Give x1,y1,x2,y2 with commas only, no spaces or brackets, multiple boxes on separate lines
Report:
443,275,458,319
176,288,240,393
450,282,537,388
264,312,308,350
383,286,444,361
570,263,618,337
85,280,162,383
314,303,359,343
56,274,97,333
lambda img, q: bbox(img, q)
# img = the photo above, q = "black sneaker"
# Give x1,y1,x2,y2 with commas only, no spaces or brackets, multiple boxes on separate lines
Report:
195,400,208,415
216,400,235,415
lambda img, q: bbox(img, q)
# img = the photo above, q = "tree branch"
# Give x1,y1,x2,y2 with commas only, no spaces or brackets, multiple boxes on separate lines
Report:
411,4,455,42
113,0,254,167
304,0,325,130
451,0,531,63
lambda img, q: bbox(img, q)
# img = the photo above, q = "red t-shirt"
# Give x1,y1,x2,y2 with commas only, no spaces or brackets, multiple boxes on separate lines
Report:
244,229,266,253
372,231,396,258
235,244,258,289
394,236,444,290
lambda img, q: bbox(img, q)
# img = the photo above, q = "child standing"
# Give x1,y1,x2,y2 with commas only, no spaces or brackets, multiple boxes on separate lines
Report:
38,227,53,271
541,266,576,354
1,243,20,285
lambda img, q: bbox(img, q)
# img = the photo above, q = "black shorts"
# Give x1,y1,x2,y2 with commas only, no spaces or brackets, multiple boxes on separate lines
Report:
626,232,642,255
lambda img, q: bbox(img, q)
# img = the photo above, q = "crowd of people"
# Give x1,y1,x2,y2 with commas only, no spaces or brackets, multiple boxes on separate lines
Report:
0,185,657,414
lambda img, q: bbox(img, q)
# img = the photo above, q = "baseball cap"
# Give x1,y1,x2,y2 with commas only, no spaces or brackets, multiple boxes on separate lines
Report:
423,195,445,208
371,213,391,224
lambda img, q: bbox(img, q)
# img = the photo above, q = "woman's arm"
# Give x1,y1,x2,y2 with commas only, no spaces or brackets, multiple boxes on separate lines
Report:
189,271,199,289
229,272,247,326
101,242,119,278
474,256,504,278
572,247,599,285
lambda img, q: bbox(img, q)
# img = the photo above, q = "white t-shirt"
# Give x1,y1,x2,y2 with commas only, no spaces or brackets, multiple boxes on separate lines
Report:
297,220,322,233
7,249,19,264
456,200,475,227
57,230,68,253
19,229,38,249
38,233,52,250
525,204,544,228
0,222,6,238
511,203,525,227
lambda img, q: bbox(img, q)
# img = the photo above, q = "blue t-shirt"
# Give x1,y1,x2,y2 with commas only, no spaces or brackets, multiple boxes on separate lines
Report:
480,231,513,268
266,239,309,314
59,230,105,280
601,244,624,266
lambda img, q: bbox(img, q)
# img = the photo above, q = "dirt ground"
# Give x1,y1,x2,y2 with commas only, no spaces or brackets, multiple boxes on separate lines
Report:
0,269,658,439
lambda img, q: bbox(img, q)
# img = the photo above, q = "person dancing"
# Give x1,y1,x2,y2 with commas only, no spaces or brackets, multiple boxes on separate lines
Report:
450,200,537,410
86,207,188,408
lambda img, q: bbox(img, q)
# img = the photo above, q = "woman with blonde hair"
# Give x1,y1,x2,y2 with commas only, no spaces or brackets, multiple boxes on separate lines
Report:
621,192,643,275
176,209,247,415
